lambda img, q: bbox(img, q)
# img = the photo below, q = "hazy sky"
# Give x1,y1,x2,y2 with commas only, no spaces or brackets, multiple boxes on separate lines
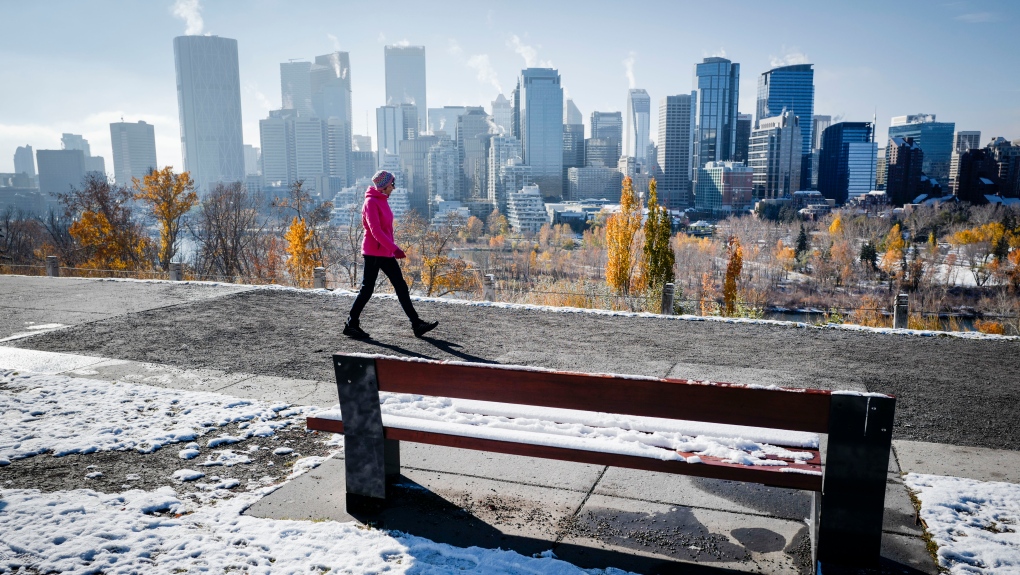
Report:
2,0,1018,174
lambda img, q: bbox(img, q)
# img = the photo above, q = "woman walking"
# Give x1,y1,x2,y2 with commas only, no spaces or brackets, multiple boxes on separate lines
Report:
344,170,438,339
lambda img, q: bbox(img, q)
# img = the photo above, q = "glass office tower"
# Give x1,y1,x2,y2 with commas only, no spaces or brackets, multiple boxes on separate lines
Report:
693,57,740,169
385,45,427,135
657,93,696,209
756,64,814,186
818,122,876,205
518,68,564,200
110,121,157,185
174,35,245,193
625,89,651,165
888,114,955,186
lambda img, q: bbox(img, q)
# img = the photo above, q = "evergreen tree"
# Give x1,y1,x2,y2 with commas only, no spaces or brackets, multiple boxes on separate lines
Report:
795,224,809,257
639,179,675,290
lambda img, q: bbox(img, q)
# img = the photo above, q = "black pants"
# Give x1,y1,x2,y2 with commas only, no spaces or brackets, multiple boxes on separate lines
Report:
348,255,419,324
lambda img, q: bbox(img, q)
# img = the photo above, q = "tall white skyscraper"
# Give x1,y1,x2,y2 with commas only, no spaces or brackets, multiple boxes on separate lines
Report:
376,104,417,166
385,45,426,135
243,144,260,176
110,121,157,184
657,93,696,209
518,68,564,200
624,89,651,165
173,35,245,192
312,51,353,186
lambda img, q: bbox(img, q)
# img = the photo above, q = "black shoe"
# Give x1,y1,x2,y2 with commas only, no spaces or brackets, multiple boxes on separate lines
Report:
412,319,438,338
343,322,370,339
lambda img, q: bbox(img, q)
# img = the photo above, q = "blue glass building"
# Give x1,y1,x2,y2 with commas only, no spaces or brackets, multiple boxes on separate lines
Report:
518,68,564,200
818,122,877,205
174,35,246,193
756,64,814,187
693,57,740,168
887,114,955,187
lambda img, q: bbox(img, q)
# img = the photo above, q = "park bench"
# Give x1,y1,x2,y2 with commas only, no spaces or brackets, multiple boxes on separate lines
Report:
306,352,895,570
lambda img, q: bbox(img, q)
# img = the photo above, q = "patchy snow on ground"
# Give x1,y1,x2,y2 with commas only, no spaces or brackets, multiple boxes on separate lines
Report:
0,368,632,575
905,473,1020,574
0,368,311,465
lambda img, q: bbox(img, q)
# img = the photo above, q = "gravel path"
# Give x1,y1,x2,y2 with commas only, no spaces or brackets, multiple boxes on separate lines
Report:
10,287,1020,451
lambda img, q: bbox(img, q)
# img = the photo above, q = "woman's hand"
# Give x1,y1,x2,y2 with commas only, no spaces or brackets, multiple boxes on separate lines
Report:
394,248,406,259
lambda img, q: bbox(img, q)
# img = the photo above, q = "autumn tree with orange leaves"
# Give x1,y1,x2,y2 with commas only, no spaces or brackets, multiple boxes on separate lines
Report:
605,176,642,295
285,216,321,288
59,173,150,271
133,167,198,271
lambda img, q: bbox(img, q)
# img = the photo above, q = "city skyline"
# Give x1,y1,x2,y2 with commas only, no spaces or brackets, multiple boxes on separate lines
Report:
1,0,1018,175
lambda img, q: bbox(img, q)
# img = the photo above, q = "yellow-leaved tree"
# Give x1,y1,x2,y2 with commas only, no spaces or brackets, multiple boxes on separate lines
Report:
605,176,642,296
723,237,743,316
60,173,151,271
284,216,321,288
133,167,198,271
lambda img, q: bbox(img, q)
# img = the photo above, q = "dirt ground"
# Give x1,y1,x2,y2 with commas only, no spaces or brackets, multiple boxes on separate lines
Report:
9,287,1020,451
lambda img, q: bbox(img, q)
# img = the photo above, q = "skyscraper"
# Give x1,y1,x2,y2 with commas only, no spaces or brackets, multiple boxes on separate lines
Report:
624,89,651,165
748,110,802,199
693,57,740,170
818,122,877,205
385,45,426,134
398,134,439,215
888,114,955,186
694,161,754,214
756,64,814,185
110,121,157,184
280,61,314,116
733,113,752,165
376,104,417,167
36,149,87,198
588,111,623,167
490,94,512,136
457,108,491,200
565,99,583,126
14,145,36,179
518,68,564,200
243,145,260,176
311,52,353,186
173,35,245,192
885,137,924,206
428,106,468,137
657,93,695,210
61,133,106,176
949,131,981,192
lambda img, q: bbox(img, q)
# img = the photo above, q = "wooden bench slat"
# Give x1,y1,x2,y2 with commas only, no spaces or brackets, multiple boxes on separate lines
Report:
375,359,833,433
306,416,823,492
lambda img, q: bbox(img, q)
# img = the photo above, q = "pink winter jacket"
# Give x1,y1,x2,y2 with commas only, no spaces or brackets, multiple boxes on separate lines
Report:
361,187,401,257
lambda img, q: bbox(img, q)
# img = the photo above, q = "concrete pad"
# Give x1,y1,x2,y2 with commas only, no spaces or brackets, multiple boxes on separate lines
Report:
879,532,938,574
64,358,250,392
0,276,253,339
398,442,605,491
246,457,588,558
556,493,809,574
882,479,924,538
215,375,324,405
594,467,812,521
894,439,1020,483
0,346,108,374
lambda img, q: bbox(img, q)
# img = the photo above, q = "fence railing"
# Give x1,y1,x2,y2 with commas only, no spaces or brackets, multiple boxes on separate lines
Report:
3,259,1017,335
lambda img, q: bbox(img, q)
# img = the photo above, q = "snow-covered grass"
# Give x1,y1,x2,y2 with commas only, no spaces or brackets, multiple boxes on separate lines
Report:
0,367,634,574
0,369,310,465
906,473,1020,574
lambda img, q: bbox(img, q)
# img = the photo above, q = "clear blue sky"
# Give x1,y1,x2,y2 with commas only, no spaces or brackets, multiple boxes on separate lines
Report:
2,0,1017,174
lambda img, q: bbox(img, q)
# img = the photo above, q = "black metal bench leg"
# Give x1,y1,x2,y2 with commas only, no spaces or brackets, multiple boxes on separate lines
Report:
334,355,387,513
816,394,895,569
385,438,401,478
